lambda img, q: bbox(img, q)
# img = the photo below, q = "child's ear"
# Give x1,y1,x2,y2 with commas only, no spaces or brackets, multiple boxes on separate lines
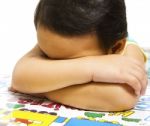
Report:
108,38,126,54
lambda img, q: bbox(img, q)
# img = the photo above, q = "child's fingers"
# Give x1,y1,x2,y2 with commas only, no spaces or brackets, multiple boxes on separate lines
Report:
129,71,144,96
131,64,148,96
124,72,141,96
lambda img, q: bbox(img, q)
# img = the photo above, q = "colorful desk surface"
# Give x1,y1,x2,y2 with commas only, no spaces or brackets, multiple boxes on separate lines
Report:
0,53,150,126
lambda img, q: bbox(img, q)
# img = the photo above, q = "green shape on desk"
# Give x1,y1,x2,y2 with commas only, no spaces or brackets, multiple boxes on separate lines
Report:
122,117,141,123
85,112,105,118
6,103,25,109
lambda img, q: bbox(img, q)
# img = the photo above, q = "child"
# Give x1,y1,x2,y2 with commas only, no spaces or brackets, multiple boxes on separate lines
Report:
11,0,148,111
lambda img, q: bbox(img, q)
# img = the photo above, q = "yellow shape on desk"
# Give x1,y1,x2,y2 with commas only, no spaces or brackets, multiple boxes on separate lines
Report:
108,111,134,117
12,110,57,126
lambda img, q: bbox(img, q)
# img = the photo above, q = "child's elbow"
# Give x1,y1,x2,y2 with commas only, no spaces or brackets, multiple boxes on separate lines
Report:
11,64,34,94
11,68,26,93
111,92,139,112
116,85,139,111
94,84,139,112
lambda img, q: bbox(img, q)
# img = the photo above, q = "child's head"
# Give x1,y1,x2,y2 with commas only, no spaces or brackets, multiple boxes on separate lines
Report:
35,0,127,59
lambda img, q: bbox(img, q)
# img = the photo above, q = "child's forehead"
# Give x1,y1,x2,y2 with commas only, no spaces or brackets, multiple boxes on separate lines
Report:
36,26,104,59
37,26,102,48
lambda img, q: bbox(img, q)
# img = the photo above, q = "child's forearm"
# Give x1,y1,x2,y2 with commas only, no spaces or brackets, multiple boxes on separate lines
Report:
12,44,147,95
12,45,92,93
45,82,139,111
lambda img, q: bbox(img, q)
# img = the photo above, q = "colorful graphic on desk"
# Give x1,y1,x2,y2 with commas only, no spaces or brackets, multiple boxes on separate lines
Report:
0,63,150,126
0,95,150,126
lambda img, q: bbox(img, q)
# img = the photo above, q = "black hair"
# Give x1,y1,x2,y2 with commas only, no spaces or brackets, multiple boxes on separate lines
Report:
34,0,128,52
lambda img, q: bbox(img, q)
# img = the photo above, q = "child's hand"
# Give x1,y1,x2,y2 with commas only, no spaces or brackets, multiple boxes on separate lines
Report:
86,55,147,96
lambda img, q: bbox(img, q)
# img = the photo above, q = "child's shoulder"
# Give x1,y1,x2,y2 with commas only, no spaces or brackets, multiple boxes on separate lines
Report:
123,41,147,62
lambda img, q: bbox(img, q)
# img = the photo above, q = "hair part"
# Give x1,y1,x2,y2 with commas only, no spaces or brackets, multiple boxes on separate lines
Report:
34,0,128,52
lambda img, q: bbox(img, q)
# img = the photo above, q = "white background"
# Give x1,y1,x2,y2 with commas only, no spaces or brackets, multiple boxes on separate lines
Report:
0,0,150,75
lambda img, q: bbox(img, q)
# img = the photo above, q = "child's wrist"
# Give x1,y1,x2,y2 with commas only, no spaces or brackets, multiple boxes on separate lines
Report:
81,56,96,82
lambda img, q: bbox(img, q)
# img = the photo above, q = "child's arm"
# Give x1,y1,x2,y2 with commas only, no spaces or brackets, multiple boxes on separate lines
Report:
12,45,92,93
11,44,147,111
12,44,146,95
45,82,138,112
43,44,147,111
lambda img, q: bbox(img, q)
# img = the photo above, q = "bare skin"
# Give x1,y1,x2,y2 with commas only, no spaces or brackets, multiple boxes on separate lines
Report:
11,26,147,111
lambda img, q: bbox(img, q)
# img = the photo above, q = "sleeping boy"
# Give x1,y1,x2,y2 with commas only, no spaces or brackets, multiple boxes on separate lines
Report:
11,0,148,111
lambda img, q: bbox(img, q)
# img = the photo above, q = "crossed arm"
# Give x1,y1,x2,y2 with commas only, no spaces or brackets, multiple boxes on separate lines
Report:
11,44,147,111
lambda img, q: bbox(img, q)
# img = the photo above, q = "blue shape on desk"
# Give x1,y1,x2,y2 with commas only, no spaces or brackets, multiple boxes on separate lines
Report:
55,117,66,123
65,118,121,126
